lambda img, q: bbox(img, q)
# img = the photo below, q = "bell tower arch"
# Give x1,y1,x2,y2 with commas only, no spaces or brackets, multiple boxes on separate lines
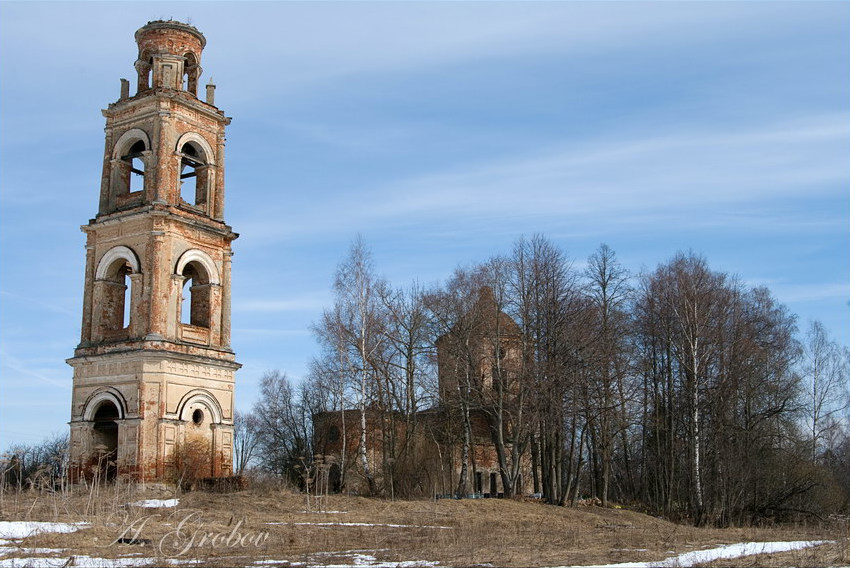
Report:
68,21,240,482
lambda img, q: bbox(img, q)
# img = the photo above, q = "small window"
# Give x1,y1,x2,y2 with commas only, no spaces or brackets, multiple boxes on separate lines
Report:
192,409,204,425
327,426,340,443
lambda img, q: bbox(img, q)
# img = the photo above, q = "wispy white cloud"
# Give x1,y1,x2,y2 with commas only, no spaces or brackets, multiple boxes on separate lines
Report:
767,282,850,305
236,112,849,243
233,328,311,338
0,346,70,390
234,296,329,313
366,113,849,217
204,2,813,101
0,291,77,317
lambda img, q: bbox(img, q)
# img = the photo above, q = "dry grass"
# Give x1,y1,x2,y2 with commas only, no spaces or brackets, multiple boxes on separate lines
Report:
0,484,845,567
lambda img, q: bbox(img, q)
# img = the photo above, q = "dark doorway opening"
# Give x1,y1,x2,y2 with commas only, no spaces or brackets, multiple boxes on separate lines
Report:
92,401,119,481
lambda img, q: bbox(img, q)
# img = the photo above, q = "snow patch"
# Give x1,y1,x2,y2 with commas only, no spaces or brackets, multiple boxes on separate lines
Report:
0,557,157,567
253,551,438,568
0,555,204,567
129,498,179,508
300,510,349,514
252,550,438,567
549,540,832,568
0,522,84,540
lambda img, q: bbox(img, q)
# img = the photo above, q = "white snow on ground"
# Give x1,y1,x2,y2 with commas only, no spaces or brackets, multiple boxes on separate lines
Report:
548,539,832,568
0,522,84,540
300,511,349,514
129,498,179,508
0,553,204,567
0,556,155,567
253,551,438,567
0,528,831,568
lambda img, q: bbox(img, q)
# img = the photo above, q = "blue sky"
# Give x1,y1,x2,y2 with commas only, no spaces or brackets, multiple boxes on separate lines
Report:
1,2,848,447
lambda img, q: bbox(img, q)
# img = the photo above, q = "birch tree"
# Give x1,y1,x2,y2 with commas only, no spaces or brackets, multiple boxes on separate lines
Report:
803,320,850,462
329,236,386,494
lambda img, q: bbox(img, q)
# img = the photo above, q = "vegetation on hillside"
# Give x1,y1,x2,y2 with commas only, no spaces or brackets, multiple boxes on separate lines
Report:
243,235,849,526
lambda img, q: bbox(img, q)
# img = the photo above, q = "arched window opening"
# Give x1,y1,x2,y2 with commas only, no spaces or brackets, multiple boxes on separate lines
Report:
181,277,191,325
121,140,146,194
123,267,133,329
180,262,211,329
108,131,150,212
179,141,208,208
136,55,152,94
183,53,199,95
102,259,133,334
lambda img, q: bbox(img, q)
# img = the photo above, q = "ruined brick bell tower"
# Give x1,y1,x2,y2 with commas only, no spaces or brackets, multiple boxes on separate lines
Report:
68,21,239,481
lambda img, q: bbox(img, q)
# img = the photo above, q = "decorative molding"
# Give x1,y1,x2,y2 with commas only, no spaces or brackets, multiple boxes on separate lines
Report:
174,131,216,166
111,128,151,159
95,245,141,280
174,248,220,284
82,387,128,421
176,389,223,423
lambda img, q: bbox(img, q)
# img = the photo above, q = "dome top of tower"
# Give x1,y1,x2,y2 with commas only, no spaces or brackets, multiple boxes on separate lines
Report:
131,20,209,97
135,20,206,56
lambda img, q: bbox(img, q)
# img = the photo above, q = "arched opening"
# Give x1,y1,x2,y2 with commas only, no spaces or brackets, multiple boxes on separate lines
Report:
122,140,146,194
178,141,208,208
123,266,133,328
108,130,150,212
183,52,200,95
180,261,211,329
100,259,134,335
92,401,119,481
136,55,152,94
95,246,141,340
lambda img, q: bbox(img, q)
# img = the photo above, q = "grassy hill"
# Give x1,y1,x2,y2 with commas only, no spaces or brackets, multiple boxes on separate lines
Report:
1,484,845,567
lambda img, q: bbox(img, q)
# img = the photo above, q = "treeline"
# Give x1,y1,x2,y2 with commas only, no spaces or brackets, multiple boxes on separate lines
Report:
1,434,69,492
238,235,849,526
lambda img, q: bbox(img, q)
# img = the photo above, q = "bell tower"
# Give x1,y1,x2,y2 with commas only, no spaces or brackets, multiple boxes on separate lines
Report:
68,21,239,481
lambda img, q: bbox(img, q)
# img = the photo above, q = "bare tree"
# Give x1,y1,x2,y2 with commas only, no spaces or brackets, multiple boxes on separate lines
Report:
635,253,805,524
2,433,69,492
379,281,434,496
584,244,633,507
479,256,529,498
319,236,387,494
311,305,354,488
233,409,261,476
427,266,487,498
251,370,313,485
803,320,850,462
510,235,584,505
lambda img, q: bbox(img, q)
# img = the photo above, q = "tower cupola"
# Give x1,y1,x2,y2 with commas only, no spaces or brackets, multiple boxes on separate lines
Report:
134,20,206,96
